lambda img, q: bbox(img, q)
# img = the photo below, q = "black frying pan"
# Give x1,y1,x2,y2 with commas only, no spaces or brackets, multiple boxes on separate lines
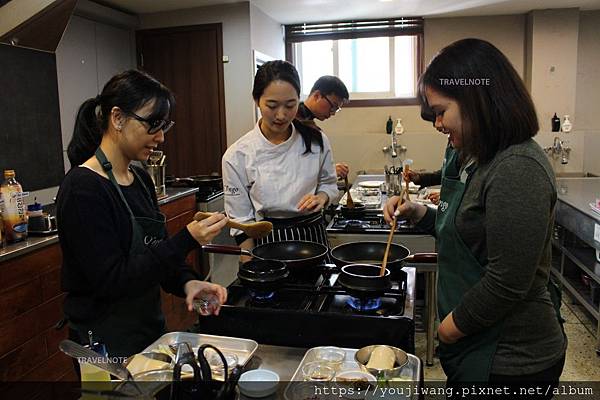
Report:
330,241,437,281
339,203,366,219
202,241,328,274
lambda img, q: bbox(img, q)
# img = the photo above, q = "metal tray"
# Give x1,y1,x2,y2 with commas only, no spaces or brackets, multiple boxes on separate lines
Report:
284,346,421,400
142,331,258,368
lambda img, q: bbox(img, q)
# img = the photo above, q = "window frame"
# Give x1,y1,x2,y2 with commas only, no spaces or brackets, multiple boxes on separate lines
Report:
285,18,424,107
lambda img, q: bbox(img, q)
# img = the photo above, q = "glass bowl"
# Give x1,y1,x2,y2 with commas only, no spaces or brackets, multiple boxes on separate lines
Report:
301,361,335,382
314,346,346,370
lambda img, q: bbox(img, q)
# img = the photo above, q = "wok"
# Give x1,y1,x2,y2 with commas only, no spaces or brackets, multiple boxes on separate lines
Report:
202,241,328,274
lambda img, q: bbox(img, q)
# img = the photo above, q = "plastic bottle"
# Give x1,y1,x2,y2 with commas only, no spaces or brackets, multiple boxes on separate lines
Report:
551,113,561,132
386,116,393,134
395,118,404,135
0,170,28,243
0,205,4,248
562,115,572,133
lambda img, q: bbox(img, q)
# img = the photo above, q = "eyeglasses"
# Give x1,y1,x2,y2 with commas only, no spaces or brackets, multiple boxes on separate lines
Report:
323,96,343,114
128,111,175,134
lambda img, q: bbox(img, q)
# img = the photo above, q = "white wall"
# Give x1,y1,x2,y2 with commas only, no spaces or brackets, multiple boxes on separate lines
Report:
250,3,285,61
577,11,600,175
139,3,255,147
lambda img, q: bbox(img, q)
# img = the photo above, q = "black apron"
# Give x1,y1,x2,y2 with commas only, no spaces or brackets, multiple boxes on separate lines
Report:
70,148,168,357
255,211,329,248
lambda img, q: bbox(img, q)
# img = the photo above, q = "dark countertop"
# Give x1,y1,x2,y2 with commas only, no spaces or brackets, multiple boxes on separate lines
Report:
0,187,199,263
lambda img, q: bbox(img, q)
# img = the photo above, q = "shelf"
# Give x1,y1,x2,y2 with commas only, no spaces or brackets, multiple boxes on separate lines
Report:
563,246,600,286
552,269,600,320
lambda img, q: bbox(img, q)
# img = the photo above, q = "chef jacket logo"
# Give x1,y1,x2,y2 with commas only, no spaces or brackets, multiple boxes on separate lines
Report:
224,184,240,196
439,201,449,212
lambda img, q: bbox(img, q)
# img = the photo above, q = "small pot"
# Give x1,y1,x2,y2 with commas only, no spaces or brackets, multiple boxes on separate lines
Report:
340,203,366,219
237,259,289,292
337,264,391,298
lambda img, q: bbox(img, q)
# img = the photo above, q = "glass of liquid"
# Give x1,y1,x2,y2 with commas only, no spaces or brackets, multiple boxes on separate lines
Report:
193,294,220,316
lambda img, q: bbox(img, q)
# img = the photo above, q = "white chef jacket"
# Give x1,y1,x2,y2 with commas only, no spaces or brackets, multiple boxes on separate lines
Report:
222,121,338,237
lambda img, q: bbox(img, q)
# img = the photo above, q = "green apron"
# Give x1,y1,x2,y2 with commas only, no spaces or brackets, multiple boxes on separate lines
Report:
435,146,504,383
435,146,564,384
71,148,168,357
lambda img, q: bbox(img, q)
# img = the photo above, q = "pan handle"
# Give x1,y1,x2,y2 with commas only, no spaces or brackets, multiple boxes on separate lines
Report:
405,253,437,263
201,244,253,257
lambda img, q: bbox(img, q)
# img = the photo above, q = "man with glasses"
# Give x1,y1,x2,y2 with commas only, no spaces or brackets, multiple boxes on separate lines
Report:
297,75,350,179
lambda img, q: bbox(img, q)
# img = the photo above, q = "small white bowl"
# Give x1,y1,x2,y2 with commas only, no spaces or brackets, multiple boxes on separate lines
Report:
238,369,280,398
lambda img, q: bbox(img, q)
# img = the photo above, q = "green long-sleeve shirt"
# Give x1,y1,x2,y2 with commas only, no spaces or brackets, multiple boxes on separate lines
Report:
418,139,566,375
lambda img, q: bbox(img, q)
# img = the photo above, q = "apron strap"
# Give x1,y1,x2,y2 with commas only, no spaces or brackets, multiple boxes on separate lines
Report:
95,148,136,219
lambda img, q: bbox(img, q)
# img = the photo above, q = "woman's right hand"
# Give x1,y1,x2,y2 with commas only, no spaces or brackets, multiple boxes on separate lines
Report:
404,170,421,185
186,213,228,245
383,196,426,225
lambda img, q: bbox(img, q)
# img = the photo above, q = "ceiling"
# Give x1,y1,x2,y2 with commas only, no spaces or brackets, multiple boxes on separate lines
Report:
98,0,600,23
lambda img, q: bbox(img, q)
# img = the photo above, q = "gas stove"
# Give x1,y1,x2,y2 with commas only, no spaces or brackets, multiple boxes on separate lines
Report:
194,266,416,353
327,213,423,234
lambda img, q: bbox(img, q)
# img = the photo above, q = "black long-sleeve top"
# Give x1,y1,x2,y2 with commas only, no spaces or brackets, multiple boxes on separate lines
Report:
57,166,200,325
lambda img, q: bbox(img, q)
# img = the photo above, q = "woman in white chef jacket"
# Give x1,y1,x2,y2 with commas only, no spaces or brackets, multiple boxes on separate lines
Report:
222,60,338,256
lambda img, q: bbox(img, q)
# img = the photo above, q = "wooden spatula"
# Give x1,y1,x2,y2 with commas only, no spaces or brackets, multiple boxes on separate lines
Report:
380,216,397,277
344,176,355,208
193,211,273,239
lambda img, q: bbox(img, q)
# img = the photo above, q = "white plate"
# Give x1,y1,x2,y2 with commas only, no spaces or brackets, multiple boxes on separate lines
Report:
358,180,384,188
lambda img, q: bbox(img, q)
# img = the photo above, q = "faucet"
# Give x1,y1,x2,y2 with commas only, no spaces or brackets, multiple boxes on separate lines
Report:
544,136,570,164
382,131,407,157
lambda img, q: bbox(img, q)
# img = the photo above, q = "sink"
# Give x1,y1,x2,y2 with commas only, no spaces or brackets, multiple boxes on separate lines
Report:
555,172,598,178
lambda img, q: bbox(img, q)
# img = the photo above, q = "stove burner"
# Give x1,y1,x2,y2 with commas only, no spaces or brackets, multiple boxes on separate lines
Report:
345,219,370,229
248,289,275,301
347,296,382,311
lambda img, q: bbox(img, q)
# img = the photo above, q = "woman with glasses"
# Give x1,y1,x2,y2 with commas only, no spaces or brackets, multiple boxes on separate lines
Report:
222,61,338,261
57,70,228,358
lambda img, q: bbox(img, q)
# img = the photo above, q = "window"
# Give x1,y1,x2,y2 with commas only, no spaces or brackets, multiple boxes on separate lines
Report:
286,18,423,106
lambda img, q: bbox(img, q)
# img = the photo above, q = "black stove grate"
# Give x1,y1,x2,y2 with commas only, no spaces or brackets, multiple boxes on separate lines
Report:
194,266,415,352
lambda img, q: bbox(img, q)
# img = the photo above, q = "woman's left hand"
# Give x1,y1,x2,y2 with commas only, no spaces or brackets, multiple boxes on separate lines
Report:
297,192,328,212
437,312,465,344
184,280,228,315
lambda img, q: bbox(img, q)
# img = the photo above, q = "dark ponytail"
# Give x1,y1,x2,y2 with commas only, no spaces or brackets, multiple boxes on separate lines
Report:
67,70,174,167
67,98,102,166
292,119,324,154
253,60,323,154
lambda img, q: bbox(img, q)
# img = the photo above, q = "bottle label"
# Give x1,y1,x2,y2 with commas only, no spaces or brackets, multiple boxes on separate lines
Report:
0,187,28,243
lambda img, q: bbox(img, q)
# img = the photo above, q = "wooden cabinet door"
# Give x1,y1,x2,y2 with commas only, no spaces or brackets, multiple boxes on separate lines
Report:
136,24,227,177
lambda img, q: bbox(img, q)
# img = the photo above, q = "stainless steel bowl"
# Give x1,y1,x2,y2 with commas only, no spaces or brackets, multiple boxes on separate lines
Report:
354,345,409,379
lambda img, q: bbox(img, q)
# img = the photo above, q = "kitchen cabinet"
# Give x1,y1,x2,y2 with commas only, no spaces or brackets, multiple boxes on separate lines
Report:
0,242,78,394
159,192,200,332
552,178,600,354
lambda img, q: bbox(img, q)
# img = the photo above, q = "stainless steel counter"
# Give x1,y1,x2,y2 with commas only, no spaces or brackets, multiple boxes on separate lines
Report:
555,178,600,251
158,187,199,205
0,187,199,263
556,177,600,222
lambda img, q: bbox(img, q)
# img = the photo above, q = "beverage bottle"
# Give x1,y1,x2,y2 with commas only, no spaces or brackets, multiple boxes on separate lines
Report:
0,170,28,243
0,206,4,248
